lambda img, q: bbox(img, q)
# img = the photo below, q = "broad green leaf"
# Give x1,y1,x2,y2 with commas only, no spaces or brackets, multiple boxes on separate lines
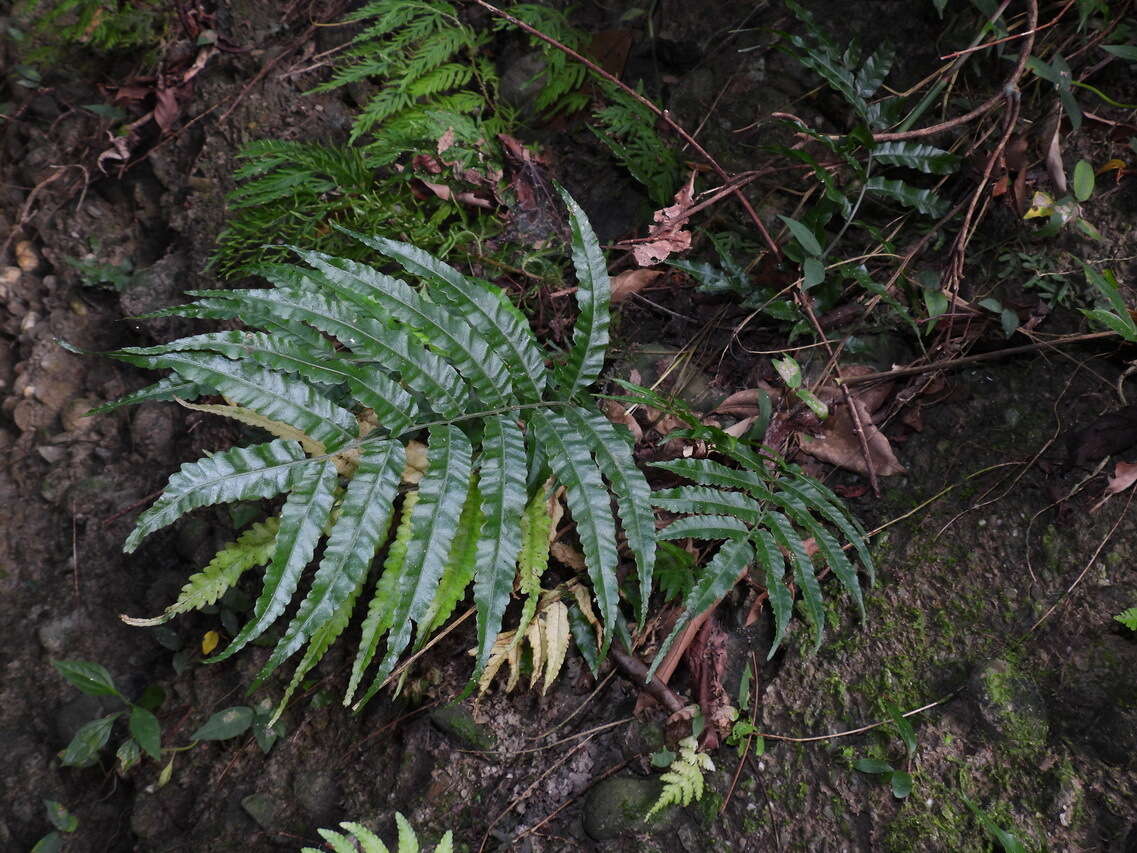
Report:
61,713,121,767
778,215,823,256
556,186,612,398
211,462,337,662
258,441,403,683
341,228,548,402
865,177,948,217
891,770,913,799
470,417,529,676
774,356,803,389
1103,44,1137,61
53,660,121,698
802,256,826,290
532,411,620,654
871,141,960,174
125,440,307,553
562,408,656,626
1073,159,1094,202
368,425,474,695
116,738,142,773
129,705,162,760
854,758,893,774
31,833,63,853
648,538,753,680
191,706,253,741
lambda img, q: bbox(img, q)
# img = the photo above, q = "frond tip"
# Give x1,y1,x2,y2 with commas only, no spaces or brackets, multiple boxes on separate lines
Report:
303,814,453,853
645,737,715,820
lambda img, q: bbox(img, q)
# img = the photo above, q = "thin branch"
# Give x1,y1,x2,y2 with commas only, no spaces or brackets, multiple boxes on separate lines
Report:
468,0,780,258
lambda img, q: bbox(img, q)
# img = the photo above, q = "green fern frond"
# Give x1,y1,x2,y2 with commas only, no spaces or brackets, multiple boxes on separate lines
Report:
303,814,453,853
108,192,651,714
645,737,715,820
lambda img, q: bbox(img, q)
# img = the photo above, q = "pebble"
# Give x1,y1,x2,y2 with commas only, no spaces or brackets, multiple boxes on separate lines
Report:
15,240,40,273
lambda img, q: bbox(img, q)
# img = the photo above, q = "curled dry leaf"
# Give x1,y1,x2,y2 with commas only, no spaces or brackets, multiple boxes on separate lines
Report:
611,268,663,304
1106,461,1137,496
631,173,696,266
601,398,643,442
797,396,905,477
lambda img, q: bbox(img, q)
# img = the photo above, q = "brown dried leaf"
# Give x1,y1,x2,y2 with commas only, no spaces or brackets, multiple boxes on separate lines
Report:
631,173,696,266
1106,461,1137,496
611,268,663,304
601,399,643,442
797,397,905,477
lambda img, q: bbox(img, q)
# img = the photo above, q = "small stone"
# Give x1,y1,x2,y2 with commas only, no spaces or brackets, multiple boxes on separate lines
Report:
15,240,40,273
582,776,672,840
61,396,98,433
36,445,66,463
240,793,277,830
19,310,39,333
38,611,81,653
429,704,496,750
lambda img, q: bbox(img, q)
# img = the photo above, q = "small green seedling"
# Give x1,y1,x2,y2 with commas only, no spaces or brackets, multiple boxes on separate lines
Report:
853,700,916,799
1115,607,1137,631
31,800,79,853
774,355,828,419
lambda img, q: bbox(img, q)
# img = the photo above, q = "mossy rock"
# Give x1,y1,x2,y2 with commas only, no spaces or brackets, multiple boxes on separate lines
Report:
583,776,674,840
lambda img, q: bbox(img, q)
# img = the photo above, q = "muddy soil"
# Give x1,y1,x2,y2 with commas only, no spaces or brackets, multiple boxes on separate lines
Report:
2,1,1136,851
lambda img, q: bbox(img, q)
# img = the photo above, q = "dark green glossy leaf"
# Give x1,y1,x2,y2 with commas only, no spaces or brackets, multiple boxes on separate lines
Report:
125,440,308,553
191,706,253,741
865,177,948,217
470,416,528,676
60,713,120,767
53,660,120,698
129,705,162,760
555,186,612,398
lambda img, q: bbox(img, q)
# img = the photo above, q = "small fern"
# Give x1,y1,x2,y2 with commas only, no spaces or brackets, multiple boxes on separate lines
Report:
645,737,715,820
613,382,874,669
105,189,656,716
303,815,452,853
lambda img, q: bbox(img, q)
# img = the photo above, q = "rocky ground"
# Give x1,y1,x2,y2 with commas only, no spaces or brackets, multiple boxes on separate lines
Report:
2,1,1136,850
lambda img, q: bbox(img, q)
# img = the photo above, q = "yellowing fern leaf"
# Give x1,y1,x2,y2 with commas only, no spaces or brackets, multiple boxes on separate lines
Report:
121,518,279,627
176,398,326,457
645,737,715,820
475,595,570,696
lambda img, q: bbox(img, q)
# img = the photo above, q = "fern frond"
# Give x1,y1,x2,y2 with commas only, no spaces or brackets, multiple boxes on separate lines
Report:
304,815,453,853
256,441,404,690
530,411,619,656
555,187,611,398
645,737,715,820
125,440,309,553
340,229,548,402
123,518,279,626
365,425,473,694
209,463,338,662
473,415,534,666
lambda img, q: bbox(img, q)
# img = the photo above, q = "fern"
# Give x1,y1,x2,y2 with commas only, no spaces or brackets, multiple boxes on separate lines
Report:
609,381,873,669
106,189,656,716
645,737,715,820
303,814,452,853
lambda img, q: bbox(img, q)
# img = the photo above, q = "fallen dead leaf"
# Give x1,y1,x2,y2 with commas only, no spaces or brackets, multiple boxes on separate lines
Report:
600,398,643,442
630,173,696,266
611,268,663,304
1106,460,1137,496
797,397,905,477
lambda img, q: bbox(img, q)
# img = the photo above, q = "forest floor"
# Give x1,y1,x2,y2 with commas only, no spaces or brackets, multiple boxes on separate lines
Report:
2,1,1136,851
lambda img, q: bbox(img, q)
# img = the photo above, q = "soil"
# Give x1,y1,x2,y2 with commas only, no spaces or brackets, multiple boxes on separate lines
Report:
2,2,1136,852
